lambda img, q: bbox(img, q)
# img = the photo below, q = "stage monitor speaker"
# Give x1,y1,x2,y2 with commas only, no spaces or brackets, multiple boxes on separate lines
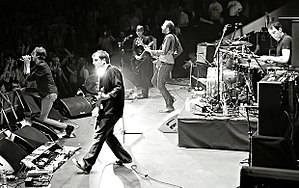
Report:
158,110,180,133
0,139,27,173
31,120,59,141
14,126,50,150
240,166,299,188
59,96,93,118
20,93,41,116
257,78,291,137
252,135,297,170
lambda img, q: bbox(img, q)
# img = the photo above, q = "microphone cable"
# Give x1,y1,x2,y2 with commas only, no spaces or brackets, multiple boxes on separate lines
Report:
130,164,183,188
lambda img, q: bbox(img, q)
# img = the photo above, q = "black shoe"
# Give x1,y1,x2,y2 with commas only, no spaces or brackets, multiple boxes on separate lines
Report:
72,159,90,174
65,125,74,138
137,93,148,99
114,158,132,166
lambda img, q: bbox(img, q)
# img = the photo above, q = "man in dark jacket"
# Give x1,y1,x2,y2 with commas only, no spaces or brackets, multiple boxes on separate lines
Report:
23,47,74,137
73,50,132,174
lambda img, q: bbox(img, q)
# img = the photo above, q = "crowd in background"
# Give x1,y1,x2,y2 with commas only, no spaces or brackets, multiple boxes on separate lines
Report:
0,0,292,98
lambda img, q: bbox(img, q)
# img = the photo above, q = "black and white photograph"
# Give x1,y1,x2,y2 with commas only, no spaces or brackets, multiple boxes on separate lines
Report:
0,0,299,187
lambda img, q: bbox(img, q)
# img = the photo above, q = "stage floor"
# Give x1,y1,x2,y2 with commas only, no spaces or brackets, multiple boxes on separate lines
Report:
14,84,248,188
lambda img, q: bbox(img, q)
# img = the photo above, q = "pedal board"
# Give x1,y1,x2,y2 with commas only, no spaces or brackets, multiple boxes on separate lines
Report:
25,173,53,187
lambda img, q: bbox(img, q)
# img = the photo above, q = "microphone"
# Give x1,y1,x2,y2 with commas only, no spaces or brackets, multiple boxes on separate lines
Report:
126,34,133,39
123,34,134,42
225,24,233,27
18,55,32,62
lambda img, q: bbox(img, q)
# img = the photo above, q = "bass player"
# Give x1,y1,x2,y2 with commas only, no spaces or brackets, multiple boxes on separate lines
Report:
131,25,154,98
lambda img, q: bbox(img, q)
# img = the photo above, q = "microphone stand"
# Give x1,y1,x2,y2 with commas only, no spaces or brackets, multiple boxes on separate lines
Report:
116,36,143,143
213,25,229,104
244,105,258,167
118,40,125,69
118,35,131,69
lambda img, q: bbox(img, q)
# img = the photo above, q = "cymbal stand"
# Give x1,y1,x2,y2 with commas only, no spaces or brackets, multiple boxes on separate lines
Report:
244,57,255,103
213,24,229,103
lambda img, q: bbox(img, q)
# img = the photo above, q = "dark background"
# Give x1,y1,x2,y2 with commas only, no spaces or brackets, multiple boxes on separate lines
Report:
0,0,293,78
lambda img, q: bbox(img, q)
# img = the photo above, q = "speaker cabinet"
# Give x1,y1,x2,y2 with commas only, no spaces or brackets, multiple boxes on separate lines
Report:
59,96,92,118
252,135,297,170
158,110,179,133
0,139,27,173
255,32,272,55
31,120,59,141
257,77,291,137
20,93,41,116
14,126,50,150
196,43,215,64
240,166,299,188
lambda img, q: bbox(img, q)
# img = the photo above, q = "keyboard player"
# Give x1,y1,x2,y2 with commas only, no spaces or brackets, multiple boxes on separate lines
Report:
258,21,292,68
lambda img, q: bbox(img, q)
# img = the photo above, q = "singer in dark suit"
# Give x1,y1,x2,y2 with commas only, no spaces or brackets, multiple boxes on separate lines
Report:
73,50,132,174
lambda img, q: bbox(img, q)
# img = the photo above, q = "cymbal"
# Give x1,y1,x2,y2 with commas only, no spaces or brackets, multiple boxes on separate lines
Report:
231,41,253,46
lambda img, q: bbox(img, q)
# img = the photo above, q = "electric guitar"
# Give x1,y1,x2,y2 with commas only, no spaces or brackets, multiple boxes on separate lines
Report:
132,40,154,74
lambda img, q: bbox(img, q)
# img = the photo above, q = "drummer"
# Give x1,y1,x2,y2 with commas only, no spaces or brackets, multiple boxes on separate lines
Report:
259,21,292,68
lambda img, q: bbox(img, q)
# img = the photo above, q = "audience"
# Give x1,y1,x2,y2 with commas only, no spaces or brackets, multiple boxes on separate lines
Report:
0,0,292,97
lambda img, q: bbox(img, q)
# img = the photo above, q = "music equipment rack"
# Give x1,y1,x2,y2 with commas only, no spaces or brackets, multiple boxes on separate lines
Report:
21,142,80,187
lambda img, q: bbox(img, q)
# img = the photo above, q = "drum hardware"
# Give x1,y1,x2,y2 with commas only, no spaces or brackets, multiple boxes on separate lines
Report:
212,24,233,103
201,37,265,115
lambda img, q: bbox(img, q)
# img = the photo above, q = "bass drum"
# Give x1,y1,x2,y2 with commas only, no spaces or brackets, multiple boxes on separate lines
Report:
223,69,237,87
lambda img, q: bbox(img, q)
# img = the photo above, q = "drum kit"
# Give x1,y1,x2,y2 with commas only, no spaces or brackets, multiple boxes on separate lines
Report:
204,39,285,115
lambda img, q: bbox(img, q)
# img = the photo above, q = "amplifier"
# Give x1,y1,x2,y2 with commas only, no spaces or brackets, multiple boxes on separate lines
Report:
240,166,299,188
257,73,298,137
196,43,215,64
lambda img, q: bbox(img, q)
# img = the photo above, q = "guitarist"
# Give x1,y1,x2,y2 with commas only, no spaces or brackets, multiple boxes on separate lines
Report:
131,25,154,98
73,50,132,174
147,20,183,113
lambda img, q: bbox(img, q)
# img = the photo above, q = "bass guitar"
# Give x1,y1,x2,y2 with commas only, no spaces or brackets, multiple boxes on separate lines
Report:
131,41,154,74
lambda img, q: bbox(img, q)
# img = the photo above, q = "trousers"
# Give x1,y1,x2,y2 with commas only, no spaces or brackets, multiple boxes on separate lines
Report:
151,62,175,109
83,116,132,170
